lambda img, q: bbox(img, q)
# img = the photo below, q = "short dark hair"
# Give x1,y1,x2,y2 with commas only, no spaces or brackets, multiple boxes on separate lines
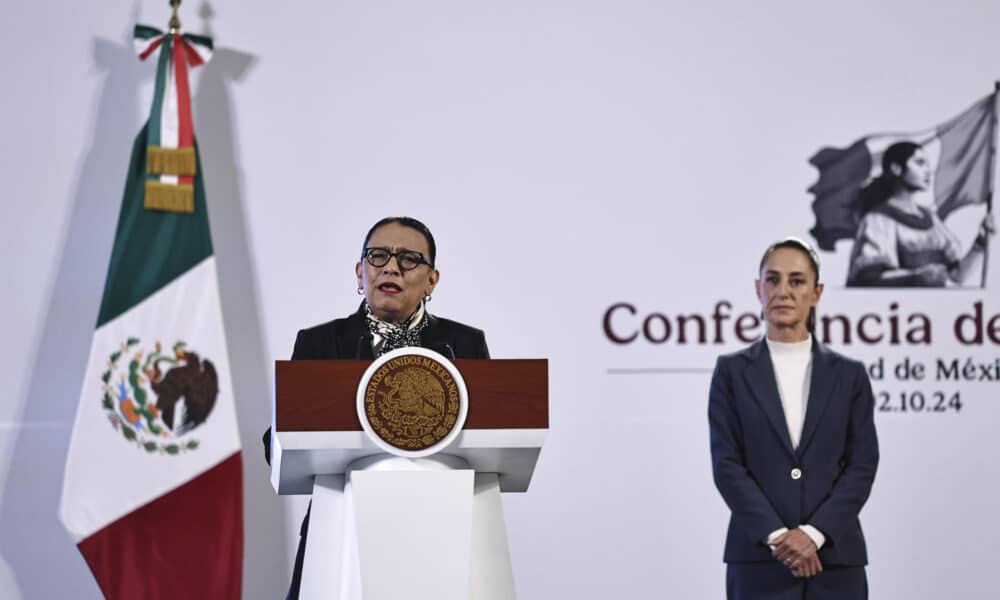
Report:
362,216,437,266
758,236,821,334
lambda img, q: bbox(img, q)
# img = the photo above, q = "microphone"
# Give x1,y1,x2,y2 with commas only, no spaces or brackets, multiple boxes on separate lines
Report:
439,343,456,360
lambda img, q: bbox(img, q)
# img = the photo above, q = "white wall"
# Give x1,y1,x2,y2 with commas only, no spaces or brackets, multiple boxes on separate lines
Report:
3,1,1000,597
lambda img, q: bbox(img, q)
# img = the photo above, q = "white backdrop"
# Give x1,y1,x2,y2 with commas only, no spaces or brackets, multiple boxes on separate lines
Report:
3,1,1000,598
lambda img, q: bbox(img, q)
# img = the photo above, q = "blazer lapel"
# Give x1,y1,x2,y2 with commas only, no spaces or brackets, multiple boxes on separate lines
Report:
339,304,375,359
419,314,455,359
742,340,796,459
796,341,835,457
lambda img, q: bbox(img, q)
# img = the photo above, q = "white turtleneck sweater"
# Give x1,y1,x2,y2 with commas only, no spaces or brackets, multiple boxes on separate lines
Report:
768,336,812,449
764,335,826,551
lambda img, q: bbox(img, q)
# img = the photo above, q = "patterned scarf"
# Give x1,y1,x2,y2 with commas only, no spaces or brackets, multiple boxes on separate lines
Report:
364,301,429,356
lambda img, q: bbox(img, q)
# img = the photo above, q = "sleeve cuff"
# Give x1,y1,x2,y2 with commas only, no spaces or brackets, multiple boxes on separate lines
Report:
800,524,826,550
766,527,788,546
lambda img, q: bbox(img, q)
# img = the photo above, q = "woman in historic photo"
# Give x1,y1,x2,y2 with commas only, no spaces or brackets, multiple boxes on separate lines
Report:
846,141,994,286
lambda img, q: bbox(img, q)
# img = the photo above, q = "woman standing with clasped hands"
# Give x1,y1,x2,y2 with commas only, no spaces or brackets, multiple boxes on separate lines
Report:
710,237,879,599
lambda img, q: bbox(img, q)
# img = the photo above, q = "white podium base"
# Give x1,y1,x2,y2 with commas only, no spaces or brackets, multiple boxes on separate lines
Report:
299,455,515,600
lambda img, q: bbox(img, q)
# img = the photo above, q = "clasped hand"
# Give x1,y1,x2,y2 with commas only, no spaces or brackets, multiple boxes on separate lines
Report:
771,528,822,578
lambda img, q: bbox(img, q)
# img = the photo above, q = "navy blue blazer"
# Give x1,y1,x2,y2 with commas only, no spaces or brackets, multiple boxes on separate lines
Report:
709,339,878,567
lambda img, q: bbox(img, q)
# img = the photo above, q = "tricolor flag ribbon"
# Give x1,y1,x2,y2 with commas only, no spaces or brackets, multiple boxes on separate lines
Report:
133,24,214,213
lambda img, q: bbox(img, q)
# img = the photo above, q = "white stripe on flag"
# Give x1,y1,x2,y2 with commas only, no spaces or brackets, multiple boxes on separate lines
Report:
59,257,240,541
160,47,179,150
133,36,160,58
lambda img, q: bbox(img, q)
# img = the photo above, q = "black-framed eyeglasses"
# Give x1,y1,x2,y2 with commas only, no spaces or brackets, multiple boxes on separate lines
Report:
362,247,433,271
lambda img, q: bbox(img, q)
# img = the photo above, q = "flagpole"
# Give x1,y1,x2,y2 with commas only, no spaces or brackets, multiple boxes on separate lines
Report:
169,0,182,33
981,81,999,288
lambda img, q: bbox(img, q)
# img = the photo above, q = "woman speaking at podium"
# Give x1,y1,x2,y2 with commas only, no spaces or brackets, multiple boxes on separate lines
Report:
263,216,489,599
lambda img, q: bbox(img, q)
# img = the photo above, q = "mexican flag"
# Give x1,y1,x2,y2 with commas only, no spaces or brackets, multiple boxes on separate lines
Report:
58,25,242,599
808,91,997,251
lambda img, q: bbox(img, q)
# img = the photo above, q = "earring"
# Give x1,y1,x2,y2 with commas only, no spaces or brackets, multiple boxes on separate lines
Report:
424,293,432,302
357,286,364,295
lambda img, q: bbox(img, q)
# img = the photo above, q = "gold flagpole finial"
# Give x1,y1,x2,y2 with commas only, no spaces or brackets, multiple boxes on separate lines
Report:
169,0,182,33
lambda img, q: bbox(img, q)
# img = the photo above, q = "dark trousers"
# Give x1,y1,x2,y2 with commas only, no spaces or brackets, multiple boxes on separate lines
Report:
727,562,868,600
286,505,310,600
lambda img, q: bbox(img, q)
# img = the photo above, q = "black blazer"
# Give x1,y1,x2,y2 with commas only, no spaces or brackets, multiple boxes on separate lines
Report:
263,304,489,599
709,339,879,568
288,303,490,362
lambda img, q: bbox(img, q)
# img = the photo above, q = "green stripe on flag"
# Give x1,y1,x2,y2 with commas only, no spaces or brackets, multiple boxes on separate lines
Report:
96,123,212,327
147,35,172,148
184,33,214,51
134,24,162,40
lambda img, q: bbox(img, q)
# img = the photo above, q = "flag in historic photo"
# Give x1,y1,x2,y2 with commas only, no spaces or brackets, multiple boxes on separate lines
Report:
808,92,996,252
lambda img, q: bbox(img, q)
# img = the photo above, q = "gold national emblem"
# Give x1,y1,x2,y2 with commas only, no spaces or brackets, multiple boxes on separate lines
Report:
363,354,462,451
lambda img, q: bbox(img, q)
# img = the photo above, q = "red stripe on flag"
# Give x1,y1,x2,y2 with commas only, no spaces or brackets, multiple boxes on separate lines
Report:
182,39,206,67
139,37,164,62
173,33,194,149
78,453,243,600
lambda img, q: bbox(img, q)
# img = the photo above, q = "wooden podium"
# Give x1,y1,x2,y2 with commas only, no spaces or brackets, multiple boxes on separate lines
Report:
270,358,547,600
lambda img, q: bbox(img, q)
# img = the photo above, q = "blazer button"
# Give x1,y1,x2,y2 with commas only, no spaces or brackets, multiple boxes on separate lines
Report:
791,468,802,480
